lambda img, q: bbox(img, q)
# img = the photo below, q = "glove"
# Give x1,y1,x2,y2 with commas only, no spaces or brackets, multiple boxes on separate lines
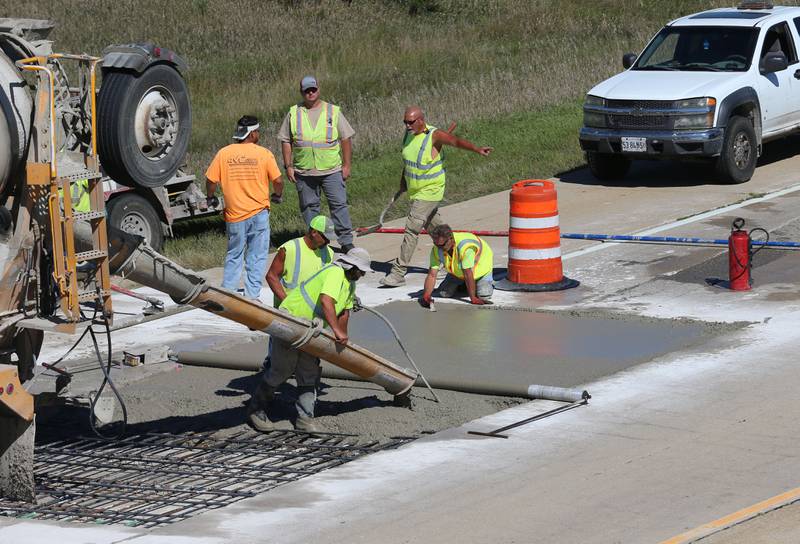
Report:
206,196,219,209
271,193,283,204
419,293,432,309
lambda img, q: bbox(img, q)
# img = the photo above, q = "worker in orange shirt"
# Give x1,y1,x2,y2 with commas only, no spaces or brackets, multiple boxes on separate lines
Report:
206,116,283,299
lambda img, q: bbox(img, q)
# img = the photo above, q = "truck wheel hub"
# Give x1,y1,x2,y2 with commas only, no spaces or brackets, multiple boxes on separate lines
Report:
134,86,179,160
120,211,152,240
732,132,751,169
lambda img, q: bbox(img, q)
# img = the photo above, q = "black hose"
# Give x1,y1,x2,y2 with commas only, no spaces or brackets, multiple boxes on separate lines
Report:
86,313,128,439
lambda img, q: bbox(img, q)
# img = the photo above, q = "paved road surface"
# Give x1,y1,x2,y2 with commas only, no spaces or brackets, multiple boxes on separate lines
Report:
5,152,800,543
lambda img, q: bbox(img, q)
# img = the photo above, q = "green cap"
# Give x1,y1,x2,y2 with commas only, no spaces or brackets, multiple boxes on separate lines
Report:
309,215,333,241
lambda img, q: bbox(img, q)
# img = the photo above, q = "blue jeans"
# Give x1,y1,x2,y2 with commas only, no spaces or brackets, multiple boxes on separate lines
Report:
222,209,269,299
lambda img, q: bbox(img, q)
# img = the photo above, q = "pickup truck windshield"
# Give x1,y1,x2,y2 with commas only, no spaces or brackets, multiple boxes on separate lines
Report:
635,26,758,72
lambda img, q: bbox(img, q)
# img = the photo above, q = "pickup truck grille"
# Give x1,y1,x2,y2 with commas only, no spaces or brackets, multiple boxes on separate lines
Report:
606,99,673,109
608,114,668,129
604,99,673,130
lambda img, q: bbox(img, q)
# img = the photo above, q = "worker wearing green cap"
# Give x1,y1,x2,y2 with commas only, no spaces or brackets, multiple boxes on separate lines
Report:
257,214,335,398
265,214,335,306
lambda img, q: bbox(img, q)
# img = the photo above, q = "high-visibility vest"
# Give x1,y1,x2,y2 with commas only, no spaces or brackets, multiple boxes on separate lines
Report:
289,102,341,171
433,232,494,280
279,237,334,294
59,178,91,213
402,124,446,202
279,264,354,324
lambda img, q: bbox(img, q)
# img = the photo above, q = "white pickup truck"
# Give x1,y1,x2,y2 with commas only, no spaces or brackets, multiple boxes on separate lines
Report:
579,1,800,183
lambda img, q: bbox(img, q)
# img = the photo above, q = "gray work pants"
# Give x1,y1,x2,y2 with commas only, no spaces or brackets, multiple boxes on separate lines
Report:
436,272,495,298
389,198,444,277
263,338,320,419
295,171,353,246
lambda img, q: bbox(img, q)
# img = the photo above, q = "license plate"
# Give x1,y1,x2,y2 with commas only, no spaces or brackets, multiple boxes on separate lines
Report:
621,137,647,152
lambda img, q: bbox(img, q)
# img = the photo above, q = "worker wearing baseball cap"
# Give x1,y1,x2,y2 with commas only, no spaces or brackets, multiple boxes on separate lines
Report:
206,115,283,299
278,76,357,252
248,247,372,433
265,214,336,306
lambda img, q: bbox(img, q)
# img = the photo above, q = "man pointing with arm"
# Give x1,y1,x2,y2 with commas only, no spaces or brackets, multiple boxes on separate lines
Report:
380,106,492,287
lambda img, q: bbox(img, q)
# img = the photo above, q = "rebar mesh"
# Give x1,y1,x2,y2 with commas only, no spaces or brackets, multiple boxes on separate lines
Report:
0,430,411,528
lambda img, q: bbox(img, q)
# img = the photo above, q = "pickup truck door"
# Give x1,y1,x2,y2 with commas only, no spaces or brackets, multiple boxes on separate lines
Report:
756,22,799,136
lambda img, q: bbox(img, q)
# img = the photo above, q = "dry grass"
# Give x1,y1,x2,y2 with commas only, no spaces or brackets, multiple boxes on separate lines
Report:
13,0,798,268
15,0,770,166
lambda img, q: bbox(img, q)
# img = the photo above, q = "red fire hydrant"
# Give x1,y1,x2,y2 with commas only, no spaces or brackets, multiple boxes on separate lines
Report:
728,218,751,291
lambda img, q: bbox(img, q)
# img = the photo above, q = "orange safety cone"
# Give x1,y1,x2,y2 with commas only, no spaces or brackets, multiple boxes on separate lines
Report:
495,180,579,292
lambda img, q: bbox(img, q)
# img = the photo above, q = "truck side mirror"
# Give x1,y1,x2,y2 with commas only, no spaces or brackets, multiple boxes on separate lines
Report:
622,53,637,69
760,51,788,74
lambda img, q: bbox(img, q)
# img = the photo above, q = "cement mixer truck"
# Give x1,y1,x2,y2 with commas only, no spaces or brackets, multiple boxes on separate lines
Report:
0,18,416,503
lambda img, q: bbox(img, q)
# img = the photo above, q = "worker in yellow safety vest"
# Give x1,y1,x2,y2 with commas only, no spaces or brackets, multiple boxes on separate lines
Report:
248,247,372,433
420,224,494,307
59,178,92,214
265,214,335,306
259,214,335,373
279,75,356,252
380,106,492,287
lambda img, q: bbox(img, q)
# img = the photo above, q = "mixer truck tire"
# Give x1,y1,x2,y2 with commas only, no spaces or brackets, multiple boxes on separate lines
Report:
98,64,191,189
107,193,164,251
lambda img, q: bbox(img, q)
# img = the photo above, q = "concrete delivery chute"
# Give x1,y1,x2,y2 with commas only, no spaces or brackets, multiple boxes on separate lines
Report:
102,225,418,397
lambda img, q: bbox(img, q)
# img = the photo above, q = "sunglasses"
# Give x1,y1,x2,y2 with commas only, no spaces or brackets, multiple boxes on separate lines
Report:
403,118,419,126
303,87,318,94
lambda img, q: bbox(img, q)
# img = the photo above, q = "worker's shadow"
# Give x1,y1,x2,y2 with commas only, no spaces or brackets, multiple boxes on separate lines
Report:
405,269,508,300
371,261,428,276
225,374,393,417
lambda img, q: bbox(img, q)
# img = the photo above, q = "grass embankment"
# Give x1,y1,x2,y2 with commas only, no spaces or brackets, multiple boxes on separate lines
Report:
16,0,770,269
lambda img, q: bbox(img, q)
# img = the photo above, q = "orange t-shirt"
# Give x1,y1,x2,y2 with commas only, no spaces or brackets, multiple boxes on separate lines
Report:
205,142,281,223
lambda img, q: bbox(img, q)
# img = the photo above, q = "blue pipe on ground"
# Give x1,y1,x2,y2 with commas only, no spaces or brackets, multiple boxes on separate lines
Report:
561,233,800,249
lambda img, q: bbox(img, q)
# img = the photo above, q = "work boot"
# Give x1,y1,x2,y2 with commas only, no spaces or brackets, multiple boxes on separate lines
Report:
294,415,320,433
248,408,275,432
246,382,275,415
379,273,406,287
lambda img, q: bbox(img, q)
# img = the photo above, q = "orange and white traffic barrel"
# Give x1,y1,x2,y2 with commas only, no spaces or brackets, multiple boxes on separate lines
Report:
496,180,579,292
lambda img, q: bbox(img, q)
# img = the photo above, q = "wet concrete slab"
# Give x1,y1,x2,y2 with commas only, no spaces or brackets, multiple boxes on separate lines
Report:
345,302,723,390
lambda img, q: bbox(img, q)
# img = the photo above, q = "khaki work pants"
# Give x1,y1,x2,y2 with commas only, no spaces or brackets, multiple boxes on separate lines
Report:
390,198,444,278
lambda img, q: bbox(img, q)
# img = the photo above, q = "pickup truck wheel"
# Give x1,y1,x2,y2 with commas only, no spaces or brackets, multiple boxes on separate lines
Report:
586,152,631,180
715,116,756,184
107,193,164,251
98,64,191,189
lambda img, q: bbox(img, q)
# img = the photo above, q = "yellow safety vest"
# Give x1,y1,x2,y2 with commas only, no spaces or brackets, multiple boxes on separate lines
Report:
59,178,91,213
289,102,341,171
432,232,493,280
279,264,355,324
402,124,446,201
279,237,334,293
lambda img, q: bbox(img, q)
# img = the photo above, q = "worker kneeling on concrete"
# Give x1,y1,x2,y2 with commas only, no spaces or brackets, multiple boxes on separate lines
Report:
420,224,494,307
248,247,372,432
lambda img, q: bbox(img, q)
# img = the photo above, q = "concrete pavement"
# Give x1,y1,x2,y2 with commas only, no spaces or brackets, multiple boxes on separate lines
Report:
5,153,800,543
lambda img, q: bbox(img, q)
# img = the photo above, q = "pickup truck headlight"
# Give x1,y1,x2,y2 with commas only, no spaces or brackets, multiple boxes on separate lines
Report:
673,97,716,129
584,95,606,128
675,97,716,109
